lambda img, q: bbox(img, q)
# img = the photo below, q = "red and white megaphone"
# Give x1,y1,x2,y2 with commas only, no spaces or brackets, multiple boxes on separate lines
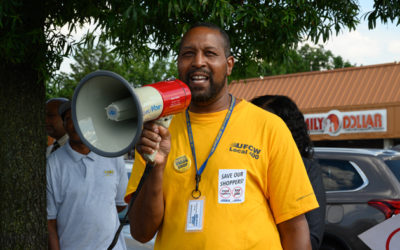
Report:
71,70,191,160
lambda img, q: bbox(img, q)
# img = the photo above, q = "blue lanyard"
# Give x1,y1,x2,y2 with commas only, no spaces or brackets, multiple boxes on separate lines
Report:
185,94,236,198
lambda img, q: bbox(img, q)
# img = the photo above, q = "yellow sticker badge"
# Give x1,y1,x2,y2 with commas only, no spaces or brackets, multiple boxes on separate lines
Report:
104,170,114,176
174,155,191,173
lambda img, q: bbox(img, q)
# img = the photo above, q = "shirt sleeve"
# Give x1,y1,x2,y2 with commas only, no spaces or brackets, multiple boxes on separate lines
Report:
267,118,319,224
124,151,146,203
46,158,58,220
115,156,128,206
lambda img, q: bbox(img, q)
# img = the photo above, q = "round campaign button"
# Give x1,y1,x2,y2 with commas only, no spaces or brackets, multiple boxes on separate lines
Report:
174,155,191,173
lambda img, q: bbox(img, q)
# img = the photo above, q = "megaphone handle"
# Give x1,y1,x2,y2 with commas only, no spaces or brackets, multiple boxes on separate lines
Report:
143,115,173,163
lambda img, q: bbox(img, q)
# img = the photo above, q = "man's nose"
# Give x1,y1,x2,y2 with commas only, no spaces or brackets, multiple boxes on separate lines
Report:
192,53,206,68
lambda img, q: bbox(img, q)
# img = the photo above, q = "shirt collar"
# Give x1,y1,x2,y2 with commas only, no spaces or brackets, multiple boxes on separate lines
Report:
57,134,69,146
65,141,97,162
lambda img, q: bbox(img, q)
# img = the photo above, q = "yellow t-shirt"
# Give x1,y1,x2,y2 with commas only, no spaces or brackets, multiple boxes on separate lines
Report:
125,100,318,250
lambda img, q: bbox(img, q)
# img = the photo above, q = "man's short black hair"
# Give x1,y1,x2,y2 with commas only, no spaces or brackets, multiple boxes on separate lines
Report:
58,100,71,121
46,97,69,105
251,95,314,159
47,98,70,121
179,22,232,58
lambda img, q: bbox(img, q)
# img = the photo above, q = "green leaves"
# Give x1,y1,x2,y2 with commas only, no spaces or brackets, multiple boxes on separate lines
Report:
3,0,398,84
46,38,178,100
365,0,400,29
229,43,356,81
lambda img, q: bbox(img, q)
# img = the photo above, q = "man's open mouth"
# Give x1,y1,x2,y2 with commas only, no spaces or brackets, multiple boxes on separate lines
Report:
192,75,208,81
189,71,210,84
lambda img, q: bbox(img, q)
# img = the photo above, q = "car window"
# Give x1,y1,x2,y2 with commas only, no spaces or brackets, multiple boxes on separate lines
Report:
318,159,365,192
385,160,400,183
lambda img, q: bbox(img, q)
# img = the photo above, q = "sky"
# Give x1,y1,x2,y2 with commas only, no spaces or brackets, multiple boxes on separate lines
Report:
313,0,400,67
59,0,400,73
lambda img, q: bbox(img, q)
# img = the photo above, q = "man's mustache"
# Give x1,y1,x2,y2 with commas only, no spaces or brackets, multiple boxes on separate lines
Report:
186,69,212,79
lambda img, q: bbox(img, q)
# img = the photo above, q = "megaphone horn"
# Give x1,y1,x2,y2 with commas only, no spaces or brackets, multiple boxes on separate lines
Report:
71,70,191,160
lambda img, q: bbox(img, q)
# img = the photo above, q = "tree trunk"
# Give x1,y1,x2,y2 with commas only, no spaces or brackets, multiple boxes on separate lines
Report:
0,0,48,248
0,64,47,248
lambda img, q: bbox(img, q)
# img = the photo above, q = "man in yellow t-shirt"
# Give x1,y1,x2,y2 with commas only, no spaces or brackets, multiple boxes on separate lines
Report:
125,23,319,250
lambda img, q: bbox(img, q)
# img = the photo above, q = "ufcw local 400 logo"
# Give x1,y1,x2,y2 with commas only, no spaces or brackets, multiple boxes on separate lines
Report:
229,143,261,159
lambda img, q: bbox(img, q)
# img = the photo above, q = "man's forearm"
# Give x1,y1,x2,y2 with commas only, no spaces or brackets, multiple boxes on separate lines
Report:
48,219,60,250
128,163,165,243
277,214,312,250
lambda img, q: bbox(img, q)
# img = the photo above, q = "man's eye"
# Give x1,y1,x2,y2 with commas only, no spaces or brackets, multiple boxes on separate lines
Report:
182,51,194,56
206,51,217,56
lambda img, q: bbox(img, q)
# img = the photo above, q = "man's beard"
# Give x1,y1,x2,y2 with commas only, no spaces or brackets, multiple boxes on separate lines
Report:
184,70,227,104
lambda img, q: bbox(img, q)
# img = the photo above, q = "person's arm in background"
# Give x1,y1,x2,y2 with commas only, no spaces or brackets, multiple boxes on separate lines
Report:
116,156,129,213
304,158,326,249
128,123,171,243
48,219,60,250
117,206,126,213
47,159,61,250
278,214,312,250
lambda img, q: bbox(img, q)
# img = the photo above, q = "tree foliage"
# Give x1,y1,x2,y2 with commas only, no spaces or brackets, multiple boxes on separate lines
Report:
47,37,177,100
238,44,355,78
2,0,399,79
1,0,364,80
365,0,400,28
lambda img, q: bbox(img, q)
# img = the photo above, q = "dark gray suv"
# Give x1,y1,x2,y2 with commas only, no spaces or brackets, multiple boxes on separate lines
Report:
315,147,400,250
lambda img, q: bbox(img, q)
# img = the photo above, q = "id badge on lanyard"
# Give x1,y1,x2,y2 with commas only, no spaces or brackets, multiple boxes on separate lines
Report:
186,197,205,232
184,95,236,232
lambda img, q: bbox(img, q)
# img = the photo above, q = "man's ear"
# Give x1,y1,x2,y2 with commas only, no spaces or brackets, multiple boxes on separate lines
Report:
62,117,68,130
226,56,234,76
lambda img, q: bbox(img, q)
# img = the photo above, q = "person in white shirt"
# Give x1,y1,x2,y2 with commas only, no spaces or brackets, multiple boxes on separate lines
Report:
47,101,128,250
46,98,69,157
